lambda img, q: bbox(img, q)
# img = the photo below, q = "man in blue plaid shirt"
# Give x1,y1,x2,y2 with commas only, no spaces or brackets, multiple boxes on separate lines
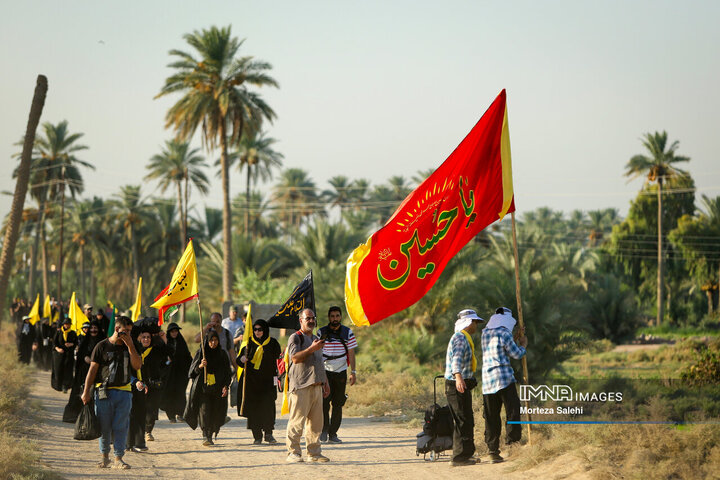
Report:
444,309,484,467
481,307,527,463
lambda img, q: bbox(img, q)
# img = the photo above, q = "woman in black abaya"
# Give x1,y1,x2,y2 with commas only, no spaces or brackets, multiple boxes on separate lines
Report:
236,318,282,444
160,322,192,422
185,330,231,446
51,317,77,392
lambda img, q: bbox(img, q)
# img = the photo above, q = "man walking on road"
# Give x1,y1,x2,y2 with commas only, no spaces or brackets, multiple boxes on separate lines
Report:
444,309,483,467
318,305,357,443
81,315,142,470
285,308,330,463
481,307,528,464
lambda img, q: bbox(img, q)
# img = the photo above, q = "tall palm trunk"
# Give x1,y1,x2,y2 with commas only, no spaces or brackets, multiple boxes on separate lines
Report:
58,169,65,301
184,171,189,240
131,224,140,288
219,120,233,302
80,243,86,300
28,240,37,298
41,222,49,299
176,181,185,246
657,178,664,326
0,74,47,324
245,167,251,237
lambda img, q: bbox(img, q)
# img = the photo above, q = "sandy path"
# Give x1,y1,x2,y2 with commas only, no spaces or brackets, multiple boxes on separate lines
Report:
28,370,585,479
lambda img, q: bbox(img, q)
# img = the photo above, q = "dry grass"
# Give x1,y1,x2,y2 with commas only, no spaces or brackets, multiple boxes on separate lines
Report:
0,324,61,480
511,422,720,480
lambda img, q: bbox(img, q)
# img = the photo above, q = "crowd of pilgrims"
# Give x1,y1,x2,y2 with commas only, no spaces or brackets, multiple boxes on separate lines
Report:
10,298,283,450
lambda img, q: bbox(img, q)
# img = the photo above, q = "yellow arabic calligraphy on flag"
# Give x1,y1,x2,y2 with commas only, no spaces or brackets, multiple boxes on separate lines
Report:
150,240,199,310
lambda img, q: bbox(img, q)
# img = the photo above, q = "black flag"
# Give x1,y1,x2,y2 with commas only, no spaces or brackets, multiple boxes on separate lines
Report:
267,271,315,330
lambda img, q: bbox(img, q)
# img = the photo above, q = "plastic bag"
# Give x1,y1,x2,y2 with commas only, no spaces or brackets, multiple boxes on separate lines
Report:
74,402,101,440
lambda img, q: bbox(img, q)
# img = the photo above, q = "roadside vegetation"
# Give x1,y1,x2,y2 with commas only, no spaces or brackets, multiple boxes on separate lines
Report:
0,327,59,480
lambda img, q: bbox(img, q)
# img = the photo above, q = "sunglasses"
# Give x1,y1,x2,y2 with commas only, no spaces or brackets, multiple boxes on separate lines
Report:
253,327,263,331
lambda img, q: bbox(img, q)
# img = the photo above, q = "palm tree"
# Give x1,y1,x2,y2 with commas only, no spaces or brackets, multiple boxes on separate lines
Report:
146,139,209,247
272,168,321,234
0,74,46,324
625,131,690,325
232,191,277,240
156,25,278,302
64,198,110,301
33,120,93,302
112,185,153,287
322,175,353,212
228,131,283,236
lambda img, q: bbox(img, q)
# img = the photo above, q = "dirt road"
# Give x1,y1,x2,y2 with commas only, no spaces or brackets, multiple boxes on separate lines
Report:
28,370,588,479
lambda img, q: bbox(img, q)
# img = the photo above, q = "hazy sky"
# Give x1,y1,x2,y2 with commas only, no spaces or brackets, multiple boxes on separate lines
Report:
2,0,719,222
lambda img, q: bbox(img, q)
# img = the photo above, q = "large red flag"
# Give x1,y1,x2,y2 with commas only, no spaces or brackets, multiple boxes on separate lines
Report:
345,90,514,326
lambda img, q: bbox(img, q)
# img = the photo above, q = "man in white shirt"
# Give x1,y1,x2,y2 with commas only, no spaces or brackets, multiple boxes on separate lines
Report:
221,305,244,349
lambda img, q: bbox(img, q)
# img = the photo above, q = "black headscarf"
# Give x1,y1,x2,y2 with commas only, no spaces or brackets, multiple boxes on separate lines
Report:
78,320,106,358
166,323,190,360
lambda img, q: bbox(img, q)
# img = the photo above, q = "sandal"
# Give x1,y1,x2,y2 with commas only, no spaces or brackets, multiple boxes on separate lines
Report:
97,457,111,468
113,459,131,470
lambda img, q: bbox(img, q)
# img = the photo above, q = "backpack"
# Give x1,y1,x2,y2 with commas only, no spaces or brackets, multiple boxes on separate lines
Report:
276,331,302,393
318,325,351,365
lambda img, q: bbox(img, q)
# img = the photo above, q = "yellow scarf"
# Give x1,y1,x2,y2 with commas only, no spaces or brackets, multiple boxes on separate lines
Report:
237,335,271,379
250,336,271,370
137,346,152,381
460,330,477,372
62,327,69,343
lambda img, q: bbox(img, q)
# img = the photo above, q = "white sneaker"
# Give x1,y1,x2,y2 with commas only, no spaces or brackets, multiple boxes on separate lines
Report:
287,453,304,463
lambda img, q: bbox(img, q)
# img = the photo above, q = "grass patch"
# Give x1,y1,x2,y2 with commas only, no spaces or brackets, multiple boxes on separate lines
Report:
513,423,720,479
0,325,60,480
639,325,720,340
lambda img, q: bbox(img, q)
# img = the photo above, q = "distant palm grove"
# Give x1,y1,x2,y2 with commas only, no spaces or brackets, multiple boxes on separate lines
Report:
4,26,720,361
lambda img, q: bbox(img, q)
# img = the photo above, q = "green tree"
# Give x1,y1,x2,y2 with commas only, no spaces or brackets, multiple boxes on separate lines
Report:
146,139,209,247
157,25,278,302
111,185,153,289
669,195,720,316
64,198,110,301
228,131,283,237
608,174,695,324
625,131,690,325
272,168,321,234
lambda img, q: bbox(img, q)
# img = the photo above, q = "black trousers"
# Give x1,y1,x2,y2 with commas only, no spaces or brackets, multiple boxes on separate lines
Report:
445,379,476,462
483,382,522,454
322,370,347,435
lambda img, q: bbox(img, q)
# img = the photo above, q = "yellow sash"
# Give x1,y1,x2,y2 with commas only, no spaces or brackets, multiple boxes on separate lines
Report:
237,336,271,379
137,347,152,381
62,328,69,343
207,373,216,386
460,330,477,372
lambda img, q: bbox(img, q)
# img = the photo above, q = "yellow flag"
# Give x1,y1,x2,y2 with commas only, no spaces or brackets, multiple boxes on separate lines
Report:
68,292,87,333
28,294,41,325
129,277,143,321
236,304,253,380
43,295,51,319
150,240,199,310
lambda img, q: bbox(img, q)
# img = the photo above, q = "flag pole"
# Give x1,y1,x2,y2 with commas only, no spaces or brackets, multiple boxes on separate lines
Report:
196,294,207,384
239,352,248,416
511,211,532,445
239,304,253,416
